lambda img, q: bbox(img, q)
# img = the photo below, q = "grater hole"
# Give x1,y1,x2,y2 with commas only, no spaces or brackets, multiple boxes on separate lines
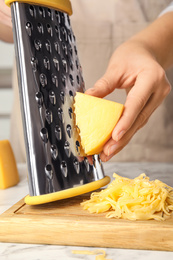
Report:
31,57,38,71
76,60,79,70
50,144,58,160
55,11,61,23
60,13,65,25
49,90,56,105
67,29,72,41
69,74,74,86
84,158,90,172
40,73,47,87
73,158,80,174
29,5,35,17
55,24,58,32
60,161,68,178
55,125,62,141
61,27,67,42
58,108,64,123
39,6,45,18
68,44,73,56
53,57,59,71
61,74,66,87
68,107,73,119
54,42,60,54
74,45,77,55
37,23,44,34
70,60,74,70
25,22,32,37
51,74,58,87
47,8,52,18
62,58,67,73
45,109,53,124
66,124,72,138
35,92,43,108
34,39,42,51
69,90,73,97
76,141,80,153
62,42,67,55
46,24,53,37
40,128,48,143
60,91,65,104
76,75,80,85
64,141,71,158
45,164,53,179
45,40,51,53
55,25,62,41
43,56,50,70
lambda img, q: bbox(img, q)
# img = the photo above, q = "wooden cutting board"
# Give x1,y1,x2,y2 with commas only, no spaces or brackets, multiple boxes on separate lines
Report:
0,193,173,251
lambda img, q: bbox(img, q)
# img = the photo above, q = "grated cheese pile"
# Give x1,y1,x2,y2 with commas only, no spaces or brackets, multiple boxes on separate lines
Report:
81,173,173,221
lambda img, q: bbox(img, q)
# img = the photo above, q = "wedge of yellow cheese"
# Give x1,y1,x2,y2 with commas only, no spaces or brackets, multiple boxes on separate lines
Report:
0,140,19,189
74,92,124,155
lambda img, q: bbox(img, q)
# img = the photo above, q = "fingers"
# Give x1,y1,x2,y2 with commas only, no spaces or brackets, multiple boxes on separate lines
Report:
100,133,131,162
85,46,171,163
87,156,93,165
77,155,93,165
100,77,171,162
112,73,153,141
85,76,113,98
85,69,119,98
112,69,171,142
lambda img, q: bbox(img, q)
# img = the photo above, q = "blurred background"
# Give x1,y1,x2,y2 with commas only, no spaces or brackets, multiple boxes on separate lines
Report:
0,40,14,140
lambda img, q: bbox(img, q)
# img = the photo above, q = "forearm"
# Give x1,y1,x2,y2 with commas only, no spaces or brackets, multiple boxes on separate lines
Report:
0,22,13,42
128,12,173,70
0,0,13,42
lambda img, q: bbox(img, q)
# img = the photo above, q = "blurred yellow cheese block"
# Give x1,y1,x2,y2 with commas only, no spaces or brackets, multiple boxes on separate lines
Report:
0,140,19,189
74,92,124,155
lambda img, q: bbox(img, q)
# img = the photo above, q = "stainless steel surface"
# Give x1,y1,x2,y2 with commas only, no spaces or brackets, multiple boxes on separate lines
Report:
11,2,105,197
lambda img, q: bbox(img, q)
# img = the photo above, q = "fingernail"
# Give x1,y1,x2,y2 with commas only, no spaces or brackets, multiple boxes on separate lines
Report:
77,156,84,162
108,144,118,156
85,88,94,94
101,154,113,162
115,130,125,142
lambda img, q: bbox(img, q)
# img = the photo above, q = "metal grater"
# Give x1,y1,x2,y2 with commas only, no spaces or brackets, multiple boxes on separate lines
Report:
7,0,109,204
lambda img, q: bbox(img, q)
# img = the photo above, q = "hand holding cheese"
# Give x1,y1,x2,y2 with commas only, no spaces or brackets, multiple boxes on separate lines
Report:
86,12,173,162
74,92,124,156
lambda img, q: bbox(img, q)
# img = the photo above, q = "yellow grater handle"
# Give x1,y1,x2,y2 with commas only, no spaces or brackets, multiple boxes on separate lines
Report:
5,0,72,15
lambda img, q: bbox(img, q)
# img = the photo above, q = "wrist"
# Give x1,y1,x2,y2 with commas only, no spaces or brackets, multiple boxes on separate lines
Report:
128,12,173,70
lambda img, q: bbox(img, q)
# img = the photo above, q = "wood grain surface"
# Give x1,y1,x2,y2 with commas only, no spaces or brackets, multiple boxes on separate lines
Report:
0,194,173,251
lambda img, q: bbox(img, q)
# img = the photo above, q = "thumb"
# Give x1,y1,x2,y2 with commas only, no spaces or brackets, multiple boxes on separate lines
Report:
85,72,118,98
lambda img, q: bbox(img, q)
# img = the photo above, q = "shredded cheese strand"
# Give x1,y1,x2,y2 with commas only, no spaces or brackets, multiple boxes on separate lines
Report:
81,173,173,221
72,249,112,260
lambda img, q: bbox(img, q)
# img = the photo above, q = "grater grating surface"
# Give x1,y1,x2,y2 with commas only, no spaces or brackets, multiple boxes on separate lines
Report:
10,1,108,202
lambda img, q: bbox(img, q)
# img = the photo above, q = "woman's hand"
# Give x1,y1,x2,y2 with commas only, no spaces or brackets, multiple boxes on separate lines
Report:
0,0,13,42
85,39,171,162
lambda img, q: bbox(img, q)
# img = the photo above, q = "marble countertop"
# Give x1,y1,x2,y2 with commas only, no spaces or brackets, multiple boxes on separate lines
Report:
0,162,173,260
